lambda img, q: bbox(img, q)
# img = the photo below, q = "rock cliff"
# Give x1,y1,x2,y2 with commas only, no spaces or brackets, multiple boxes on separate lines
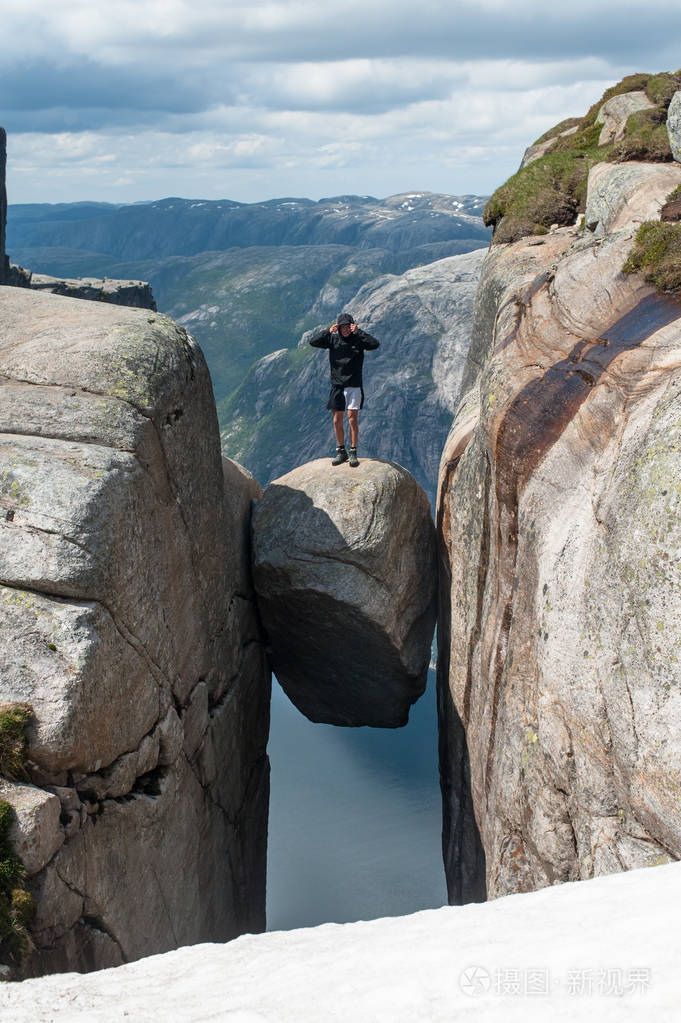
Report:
13,270,156,310
252,459,437,728
0,128,7,285
486,71,681,245
438,80,681,902
0,288,270,976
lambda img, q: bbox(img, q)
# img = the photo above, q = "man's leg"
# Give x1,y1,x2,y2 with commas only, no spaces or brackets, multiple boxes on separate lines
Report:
331,410,348,465
347,409,360,466
333,410,345,447
348,409,359,448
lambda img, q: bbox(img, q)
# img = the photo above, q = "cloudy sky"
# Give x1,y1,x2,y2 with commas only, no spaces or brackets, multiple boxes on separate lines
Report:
2,0,681,205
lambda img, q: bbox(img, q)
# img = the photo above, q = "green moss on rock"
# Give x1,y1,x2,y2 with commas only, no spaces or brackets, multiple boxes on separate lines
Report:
485,70,681,245
483,151,590,243
0,801,34,966
580,72,670,125
611,108,673,163
0,706,35,968
623,221,681,292
644,72,681,109
0,705,33,782
551,120,604,156
10,888,34,927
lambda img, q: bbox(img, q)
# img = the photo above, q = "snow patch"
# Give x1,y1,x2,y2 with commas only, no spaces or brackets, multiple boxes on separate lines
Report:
1,862,675,1021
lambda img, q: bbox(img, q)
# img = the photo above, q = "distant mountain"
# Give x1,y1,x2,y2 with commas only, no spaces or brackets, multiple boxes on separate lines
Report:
8,193,489,261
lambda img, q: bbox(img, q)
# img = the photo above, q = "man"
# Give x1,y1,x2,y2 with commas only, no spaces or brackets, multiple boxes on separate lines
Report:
309,312,380,467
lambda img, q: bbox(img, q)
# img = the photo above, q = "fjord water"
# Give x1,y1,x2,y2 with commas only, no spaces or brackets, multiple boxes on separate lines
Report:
266,668,447,930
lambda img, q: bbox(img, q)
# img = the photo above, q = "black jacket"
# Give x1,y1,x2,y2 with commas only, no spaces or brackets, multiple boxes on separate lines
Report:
309,327,380,387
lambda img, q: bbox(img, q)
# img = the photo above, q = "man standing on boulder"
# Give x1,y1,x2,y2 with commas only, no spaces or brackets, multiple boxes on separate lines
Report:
309,312,379,467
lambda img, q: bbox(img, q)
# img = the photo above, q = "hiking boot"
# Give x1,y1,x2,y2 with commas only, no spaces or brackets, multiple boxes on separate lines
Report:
348,447,359,468
332,446,348,466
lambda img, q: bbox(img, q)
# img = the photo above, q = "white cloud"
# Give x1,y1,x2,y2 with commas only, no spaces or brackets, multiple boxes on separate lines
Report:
2,0,681,202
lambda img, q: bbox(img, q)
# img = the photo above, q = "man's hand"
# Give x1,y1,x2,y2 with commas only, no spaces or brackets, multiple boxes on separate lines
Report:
330,323,338,333
350,322,358,333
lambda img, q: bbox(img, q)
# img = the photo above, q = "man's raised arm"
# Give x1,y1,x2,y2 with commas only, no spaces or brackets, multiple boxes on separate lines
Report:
309,326,332,349
358,328,380,350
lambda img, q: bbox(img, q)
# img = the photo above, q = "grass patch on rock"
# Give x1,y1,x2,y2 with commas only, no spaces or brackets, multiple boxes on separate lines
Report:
0,704,33,782
582,72,680,124
0,705,35,970
611,108,673,162
623,221,681,292
483,149,599,244
485,70,681,244
532,117,582,146
644,71,681,109
0,801,34,967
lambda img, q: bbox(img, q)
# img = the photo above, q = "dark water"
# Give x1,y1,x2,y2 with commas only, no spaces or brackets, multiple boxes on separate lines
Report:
266,668,448,931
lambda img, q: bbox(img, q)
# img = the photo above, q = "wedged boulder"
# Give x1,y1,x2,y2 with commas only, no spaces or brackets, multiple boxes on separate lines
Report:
252,459,437,727
438,155,681,903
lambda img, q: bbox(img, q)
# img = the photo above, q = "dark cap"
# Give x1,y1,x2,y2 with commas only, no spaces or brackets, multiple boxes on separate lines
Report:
337,312,354,325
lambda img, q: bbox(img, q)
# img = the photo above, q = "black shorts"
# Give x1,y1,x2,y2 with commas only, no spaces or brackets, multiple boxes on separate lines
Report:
327,385,364,411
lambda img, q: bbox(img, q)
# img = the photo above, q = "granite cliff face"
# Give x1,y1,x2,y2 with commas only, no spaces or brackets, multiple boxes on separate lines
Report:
223,248,486,507
9,269,157,310
0,128,7,286
438,88,681,902
0,288,270,976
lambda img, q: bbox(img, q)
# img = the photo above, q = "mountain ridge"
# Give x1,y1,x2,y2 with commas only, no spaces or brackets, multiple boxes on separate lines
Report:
8,192,489,261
